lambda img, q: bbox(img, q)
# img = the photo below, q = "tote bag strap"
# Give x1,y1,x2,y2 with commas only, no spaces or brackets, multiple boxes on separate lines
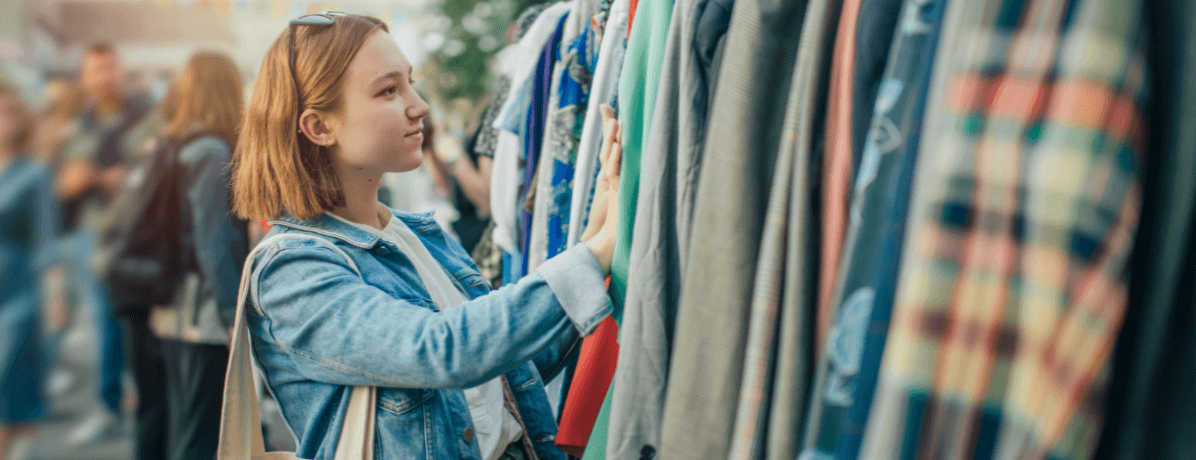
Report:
218,233,376,460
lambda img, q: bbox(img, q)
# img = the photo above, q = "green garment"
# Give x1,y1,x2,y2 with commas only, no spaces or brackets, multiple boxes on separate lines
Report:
584,0,675,458
609,0,676,321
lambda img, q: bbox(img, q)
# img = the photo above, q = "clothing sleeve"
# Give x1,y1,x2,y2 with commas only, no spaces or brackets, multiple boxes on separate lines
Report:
181,138,246,329
251,241,611,390
30,167,62,272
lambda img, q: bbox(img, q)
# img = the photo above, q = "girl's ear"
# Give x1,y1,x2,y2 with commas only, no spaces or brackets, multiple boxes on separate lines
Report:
298,108,337,147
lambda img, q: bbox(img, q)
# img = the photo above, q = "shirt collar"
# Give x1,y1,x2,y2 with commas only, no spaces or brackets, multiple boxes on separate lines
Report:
269,207,439,249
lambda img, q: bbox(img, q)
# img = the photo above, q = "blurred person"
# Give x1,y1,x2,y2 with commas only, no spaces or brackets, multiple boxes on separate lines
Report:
425,120,493,254
32,80,85,168
57,42,157,447
30,80,86,400
229,13,622,460
136,51,248,460
0,84,68,460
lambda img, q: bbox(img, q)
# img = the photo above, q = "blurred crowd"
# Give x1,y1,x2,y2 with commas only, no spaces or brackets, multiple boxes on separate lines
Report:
0,43,496,460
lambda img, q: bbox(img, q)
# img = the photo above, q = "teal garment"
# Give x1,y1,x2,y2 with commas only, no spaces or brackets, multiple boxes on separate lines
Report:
610,0,676,321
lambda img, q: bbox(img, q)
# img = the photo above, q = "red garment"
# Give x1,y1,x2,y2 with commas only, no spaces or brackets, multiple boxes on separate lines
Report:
817,0,863,354
627,0,641,37
555,316,619,457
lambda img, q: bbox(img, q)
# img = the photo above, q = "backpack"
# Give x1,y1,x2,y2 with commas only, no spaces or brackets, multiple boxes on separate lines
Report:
102,130,225,317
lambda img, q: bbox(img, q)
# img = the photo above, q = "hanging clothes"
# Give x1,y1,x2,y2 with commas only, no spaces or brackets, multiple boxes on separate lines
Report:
608,0,676,318
817,0,863,354
657,0,807,456
492,3,576,255
857,0,1147,458
727,0,839,456
519,15,570,278
567,0,631,249
1095,1,1196,459
603,0,733,455
528,0,593,273
799,0,948,457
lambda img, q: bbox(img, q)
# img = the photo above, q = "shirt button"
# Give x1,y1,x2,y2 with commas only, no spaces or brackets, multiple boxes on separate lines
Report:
462,427,475,444
377,246,390,256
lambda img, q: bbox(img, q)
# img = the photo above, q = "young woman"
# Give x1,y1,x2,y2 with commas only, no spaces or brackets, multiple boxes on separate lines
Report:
136,51,248,460
231,13,623,460
0,84,67,460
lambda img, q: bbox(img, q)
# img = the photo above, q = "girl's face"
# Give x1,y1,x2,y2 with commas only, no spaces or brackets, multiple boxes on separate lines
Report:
325,29,430,175
0,95,23,150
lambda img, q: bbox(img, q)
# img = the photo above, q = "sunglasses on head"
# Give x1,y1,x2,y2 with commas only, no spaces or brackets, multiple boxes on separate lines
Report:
288,11,345,108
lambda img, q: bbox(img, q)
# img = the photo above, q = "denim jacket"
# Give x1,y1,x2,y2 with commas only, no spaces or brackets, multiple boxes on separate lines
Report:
246,208,611,459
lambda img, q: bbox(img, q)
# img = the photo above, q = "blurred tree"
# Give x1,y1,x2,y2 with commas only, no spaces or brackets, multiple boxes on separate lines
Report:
427,0,554,112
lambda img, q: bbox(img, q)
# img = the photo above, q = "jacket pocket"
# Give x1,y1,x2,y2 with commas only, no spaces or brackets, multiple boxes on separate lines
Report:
377,388,433,416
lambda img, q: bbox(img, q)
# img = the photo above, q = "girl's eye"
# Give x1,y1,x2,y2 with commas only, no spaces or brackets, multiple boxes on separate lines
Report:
378,85,398,97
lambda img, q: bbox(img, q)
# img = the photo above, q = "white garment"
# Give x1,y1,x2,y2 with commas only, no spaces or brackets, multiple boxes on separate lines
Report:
326,210,524,460
489,2,574,255
490,130,523,253
380,167,460,239
566,0,631,248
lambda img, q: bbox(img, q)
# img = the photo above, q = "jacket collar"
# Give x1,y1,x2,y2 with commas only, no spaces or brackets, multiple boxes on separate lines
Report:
269,208,439,249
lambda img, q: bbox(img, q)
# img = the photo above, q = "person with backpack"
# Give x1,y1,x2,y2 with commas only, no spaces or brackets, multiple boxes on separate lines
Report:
106,51,247,460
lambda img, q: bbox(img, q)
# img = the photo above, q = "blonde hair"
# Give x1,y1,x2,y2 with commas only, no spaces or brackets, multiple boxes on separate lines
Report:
161,51,244,144
0,83,34,154
232,14,387,221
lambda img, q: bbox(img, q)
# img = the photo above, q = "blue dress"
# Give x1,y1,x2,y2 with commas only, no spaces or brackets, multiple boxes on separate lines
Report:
0,158,59,423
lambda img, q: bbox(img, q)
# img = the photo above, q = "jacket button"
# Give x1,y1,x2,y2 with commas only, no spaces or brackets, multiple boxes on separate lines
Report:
462,427,475,443
377,246,390,256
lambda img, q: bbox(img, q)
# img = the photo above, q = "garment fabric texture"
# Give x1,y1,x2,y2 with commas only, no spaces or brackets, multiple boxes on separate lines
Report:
577,0,676,458
1094,1,1196,459
492,3,575,254
124,315,169,460
566,0,631,249
161,339,230,460
603,0,732,455
608,0,675,319
817,0,862,353
520,16,568,278
798,0,947,454
728,0,839,455
327,210,525,460
0,159,58,424
555,316,618,457
150,134,246,345
834,0,946,457
857,0,1148,458
528,2,584,273
657,0,807,456
800,0,948,457
248,208,607,460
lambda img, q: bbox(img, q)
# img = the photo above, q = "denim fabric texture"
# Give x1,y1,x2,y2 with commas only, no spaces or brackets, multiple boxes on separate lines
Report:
246,208,610,459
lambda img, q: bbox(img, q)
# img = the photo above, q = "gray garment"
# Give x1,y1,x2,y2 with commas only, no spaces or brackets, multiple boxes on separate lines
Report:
1096,1,1196,459
657,0,808,456
152,136,246,345
604,0,699,457
751,0,839,457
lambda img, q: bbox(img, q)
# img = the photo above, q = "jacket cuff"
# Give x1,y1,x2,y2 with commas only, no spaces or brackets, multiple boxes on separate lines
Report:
537,244,611,336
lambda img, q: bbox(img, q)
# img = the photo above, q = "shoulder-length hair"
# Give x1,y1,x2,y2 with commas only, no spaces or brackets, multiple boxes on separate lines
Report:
161,51,243,145
0,83,35,155
232,14,387,221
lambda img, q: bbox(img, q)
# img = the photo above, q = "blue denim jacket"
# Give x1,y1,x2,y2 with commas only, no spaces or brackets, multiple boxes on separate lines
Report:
246,208,611,459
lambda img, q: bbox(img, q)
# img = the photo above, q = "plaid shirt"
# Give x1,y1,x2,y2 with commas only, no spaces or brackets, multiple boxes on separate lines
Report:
858,0,1147,458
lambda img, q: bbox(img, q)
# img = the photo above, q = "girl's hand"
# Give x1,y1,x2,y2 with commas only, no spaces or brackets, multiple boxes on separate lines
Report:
584,105,622,273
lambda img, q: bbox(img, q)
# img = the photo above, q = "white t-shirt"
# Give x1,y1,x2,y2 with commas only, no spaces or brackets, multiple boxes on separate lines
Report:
327,210,524,460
